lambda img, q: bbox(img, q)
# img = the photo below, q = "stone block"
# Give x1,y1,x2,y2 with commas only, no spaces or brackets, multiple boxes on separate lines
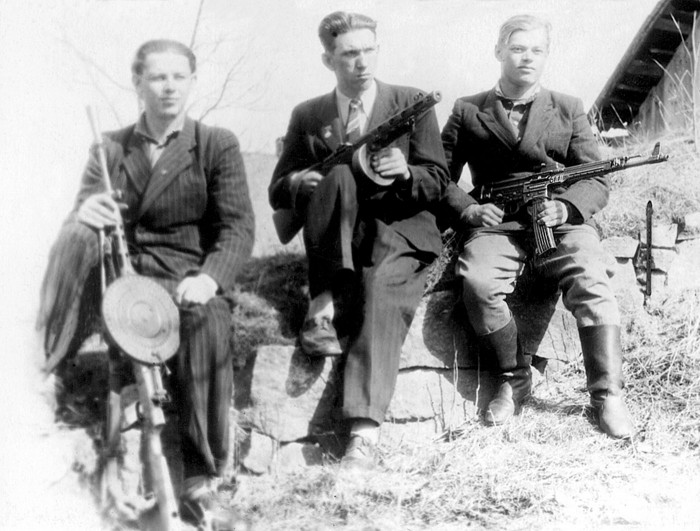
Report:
612,258,645,314
401,290,473,369
234,345,343,442
602,236,639,259
523,302,580,363
683,212,700,235
666,239,700,291
278,442,325,471
241,430,275,475
386,368,493,424
636,247,679,273
639,224,678,248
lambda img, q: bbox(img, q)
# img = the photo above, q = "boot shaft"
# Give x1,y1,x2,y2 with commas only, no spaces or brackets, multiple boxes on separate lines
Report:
579,325,624,398
477,319,529,372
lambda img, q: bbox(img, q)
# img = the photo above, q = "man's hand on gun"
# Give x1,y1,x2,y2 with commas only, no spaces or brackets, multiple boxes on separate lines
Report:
369,147,410,181
291,169,325,197
77,192,127,230
464,203,505,227
464,199,569,228
530,199,569,228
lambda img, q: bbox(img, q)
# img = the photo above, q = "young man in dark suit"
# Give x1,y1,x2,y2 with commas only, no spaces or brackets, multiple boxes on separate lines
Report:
441,14,634,438
269,11,449,469
37,40,255,522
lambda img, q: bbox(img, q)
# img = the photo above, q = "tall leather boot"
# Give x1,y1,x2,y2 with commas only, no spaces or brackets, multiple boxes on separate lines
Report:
580,325,634,439
480,319,532,426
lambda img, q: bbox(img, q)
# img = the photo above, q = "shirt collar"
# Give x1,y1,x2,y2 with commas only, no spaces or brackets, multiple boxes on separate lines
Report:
494,81,540,105
134,113,185,145
335,79,378,121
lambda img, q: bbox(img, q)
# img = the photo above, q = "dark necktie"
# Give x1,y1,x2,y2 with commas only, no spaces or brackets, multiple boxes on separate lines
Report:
345,99,362,143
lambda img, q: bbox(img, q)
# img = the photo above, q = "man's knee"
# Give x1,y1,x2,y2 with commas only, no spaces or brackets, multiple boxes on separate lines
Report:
459,261,503,305
180,298,233,348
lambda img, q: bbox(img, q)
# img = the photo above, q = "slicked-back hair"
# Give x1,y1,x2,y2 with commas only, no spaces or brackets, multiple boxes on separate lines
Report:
496,14,551,51
131,39,197,76
318,11,377,53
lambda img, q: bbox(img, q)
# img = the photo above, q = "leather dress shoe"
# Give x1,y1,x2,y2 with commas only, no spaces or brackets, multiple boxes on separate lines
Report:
300,316,342,357
340,434,377,472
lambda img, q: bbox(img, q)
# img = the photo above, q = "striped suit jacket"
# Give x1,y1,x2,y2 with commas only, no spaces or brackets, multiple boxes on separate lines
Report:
38,117,254,372
73,117,255,293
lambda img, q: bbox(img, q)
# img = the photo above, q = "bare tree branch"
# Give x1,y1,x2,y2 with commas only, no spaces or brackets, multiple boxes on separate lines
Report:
60,36,133,93
190,0,205,49
198,60,239,121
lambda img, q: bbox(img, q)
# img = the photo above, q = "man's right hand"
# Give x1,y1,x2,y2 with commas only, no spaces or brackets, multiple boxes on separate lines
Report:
463,203,505,227
291,170,324,199
77,192,123,230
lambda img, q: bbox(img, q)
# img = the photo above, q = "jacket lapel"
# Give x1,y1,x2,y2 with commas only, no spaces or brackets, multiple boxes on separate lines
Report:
121,129,152,196
518,89,555,155
316,91,343,153
477,90,518,149
137,117,197,218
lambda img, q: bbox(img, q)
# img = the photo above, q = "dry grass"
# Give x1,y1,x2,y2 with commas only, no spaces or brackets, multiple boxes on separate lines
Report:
230,281,700,529
597,135,700,238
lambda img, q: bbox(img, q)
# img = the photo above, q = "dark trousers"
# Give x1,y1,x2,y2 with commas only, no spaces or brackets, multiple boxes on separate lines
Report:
174,297,234,479
302,165,433,424
303,165,358,298
38,219,234,480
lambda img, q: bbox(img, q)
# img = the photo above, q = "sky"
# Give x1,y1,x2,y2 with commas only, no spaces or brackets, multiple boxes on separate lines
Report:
0,0,662,527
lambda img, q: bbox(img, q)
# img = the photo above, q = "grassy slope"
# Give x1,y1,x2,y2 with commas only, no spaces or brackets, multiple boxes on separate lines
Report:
234,140,700,530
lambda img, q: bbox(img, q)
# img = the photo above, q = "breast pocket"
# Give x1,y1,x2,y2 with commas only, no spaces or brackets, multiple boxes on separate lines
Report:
147,167,208,227
545,132,571,155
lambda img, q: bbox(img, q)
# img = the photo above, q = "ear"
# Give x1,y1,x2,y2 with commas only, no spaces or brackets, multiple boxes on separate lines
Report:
494,44,503,62
321,51,334,72
132,73,142,92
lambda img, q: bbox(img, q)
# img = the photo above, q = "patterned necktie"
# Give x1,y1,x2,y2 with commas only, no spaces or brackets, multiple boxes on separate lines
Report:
345,99,362,143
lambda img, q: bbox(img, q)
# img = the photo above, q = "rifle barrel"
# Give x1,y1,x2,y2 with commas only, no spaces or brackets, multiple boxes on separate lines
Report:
86,106,115,195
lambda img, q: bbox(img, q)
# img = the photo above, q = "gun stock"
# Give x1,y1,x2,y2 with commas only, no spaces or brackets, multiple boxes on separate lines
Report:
272,90,441,244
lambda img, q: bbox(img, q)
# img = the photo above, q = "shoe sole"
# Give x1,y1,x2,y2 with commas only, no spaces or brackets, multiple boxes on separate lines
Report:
301,347,343,357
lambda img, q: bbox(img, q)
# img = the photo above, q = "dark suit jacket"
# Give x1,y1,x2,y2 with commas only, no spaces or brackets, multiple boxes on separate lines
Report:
269,80,449,255
440,88,606,231
73,117,255,293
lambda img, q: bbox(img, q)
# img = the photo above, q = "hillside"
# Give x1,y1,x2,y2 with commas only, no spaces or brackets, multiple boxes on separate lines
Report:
12,132,700,531
223,138,700,530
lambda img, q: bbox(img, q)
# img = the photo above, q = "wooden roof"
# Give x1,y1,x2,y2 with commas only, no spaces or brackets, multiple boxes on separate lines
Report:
590,0,700,129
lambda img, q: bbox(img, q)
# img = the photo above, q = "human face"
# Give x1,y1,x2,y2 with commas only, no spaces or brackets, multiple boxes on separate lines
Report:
133,51,195,124
495,27,549,96
323,29,378,98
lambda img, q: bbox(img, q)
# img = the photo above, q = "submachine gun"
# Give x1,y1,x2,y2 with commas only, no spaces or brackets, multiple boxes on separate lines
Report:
86,107,181,530
272,90,442,244
473,142,669,258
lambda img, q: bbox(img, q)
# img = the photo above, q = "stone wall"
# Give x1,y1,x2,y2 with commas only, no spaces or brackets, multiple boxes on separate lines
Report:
231,233,650,473
65,222,700,481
